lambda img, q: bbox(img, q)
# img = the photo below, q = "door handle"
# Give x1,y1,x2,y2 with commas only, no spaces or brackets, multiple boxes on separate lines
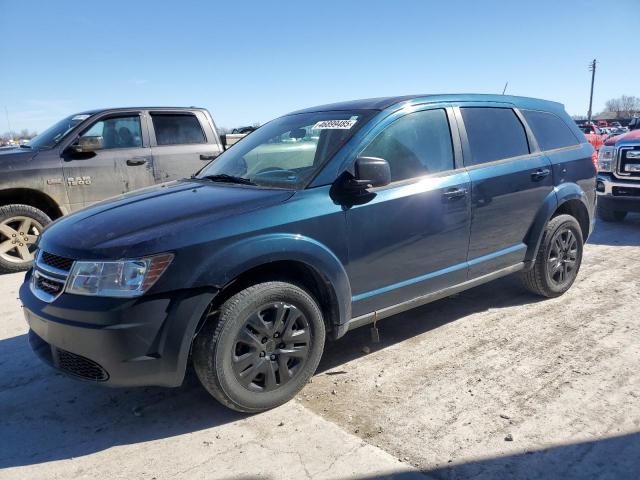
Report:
200,154,219,161
442,187,467,201
531,168,551,180
126,157,147,166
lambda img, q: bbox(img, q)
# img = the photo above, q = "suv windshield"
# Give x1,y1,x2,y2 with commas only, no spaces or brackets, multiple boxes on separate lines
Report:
198,110,375,189
27,113,92,150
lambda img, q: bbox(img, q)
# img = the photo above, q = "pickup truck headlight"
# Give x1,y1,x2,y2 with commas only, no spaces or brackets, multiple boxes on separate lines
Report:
597,147,616,172
66,253,174,298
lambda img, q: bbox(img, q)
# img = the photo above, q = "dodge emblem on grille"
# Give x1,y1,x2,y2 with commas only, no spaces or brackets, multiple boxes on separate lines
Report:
40,278,62,293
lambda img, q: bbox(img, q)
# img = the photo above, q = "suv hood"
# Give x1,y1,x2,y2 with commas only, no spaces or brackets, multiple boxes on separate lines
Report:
39,180,294,258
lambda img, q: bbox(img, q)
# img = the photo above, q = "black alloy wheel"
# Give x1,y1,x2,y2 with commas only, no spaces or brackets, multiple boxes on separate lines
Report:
231,302,311,392
193,281,325,412
546,226,579,288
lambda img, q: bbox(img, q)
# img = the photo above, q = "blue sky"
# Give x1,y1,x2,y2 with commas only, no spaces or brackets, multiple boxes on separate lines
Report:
1,0,638,133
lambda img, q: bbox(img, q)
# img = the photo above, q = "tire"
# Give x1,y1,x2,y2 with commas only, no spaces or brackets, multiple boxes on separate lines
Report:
193,281,326,413
597,203,627,222
520,214,584,298
0,204,51,274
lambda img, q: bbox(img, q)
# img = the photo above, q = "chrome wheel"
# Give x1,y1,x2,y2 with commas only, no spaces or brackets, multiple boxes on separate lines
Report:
0,216,42,264
231,301,311,392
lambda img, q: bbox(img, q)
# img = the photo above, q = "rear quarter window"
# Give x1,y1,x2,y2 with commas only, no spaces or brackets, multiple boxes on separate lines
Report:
460,107,530,166
522,110,580,151
151,113,206,145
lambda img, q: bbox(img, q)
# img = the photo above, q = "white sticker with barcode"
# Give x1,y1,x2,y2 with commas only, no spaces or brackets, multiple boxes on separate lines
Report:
312,119,357,130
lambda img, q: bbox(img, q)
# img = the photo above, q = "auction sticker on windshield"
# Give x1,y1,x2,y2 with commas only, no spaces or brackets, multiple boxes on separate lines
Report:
312,119,357,130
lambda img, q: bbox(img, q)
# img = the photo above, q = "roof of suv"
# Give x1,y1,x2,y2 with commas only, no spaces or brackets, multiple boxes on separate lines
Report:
291,94,564,114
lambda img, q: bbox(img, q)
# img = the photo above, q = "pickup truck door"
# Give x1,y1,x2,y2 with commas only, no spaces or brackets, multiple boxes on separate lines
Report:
61,112,154,209
148,111,223,182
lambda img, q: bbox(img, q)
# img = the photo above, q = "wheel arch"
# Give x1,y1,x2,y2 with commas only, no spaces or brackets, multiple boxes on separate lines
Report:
190,234,352,340
0,188,64,220
524,185,591,264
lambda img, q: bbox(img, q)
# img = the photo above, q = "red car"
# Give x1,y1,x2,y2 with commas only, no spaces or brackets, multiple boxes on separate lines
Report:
579,125,605,166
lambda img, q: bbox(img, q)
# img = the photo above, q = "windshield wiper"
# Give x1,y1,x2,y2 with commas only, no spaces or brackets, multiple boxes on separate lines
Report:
198,174,256,186
19,144,32,149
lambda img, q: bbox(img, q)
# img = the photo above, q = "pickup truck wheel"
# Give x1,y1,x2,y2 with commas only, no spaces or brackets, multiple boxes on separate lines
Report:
520,214,583,298
597,203,627,222
193,281,325,413
0,204,50,274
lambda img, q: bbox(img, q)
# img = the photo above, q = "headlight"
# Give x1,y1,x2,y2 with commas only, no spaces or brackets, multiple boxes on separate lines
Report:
66,253,174,297
597,147,616,172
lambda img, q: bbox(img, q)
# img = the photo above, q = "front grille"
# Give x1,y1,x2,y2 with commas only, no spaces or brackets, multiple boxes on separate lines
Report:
617,147,640,178
35,274,65,296
56,349,109,381
613,186,640,197
40,251,74,272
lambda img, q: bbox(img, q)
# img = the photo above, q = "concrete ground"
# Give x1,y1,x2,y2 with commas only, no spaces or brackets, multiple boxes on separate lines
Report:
0,216,639,479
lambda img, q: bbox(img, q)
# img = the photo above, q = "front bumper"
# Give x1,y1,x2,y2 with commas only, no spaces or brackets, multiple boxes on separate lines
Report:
597,174,640,212
20,273,216,387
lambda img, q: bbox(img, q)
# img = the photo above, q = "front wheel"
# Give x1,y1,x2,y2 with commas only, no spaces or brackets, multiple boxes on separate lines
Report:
193,281,326,413
520,214,584,298
0,204,51,274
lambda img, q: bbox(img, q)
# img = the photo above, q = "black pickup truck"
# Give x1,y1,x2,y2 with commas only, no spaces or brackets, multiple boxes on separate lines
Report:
0,107,225,272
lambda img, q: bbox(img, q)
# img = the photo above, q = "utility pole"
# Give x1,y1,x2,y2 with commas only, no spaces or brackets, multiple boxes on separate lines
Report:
4,106,13,141
587,59,597,124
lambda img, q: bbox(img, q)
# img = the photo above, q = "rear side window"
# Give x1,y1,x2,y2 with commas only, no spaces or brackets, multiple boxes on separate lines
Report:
461,107,530,166
361,109,454,182
151,113,206,145
522,110,579,151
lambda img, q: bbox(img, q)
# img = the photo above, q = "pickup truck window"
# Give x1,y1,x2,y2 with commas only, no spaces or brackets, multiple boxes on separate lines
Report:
522,110,579,151
361,109,454,182
80,116,143,150
461,107,530,165
198,110,375,189
151,113,206,145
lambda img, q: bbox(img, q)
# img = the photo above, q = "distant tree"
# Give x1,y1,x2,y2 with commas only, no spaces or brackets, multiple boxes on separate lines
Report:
19,128,37,139
604,95,640,118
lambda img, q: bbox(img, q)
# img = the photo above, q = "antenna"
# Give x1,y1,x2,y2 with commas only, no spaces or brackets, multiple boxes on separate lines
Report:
502,82,509,95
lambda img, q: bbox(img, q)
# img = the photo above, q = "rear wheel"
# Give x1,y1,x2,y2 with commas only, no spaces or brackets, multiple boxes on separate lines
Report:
521,214,583,298
193,281,325,413
0,204,50,274
597,203,627,222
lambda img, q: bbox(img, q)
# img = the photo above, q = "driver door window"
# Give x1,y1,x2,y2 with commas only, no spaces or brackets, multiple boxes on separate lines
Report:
63,114,154,209
79,116,143,150
361,109,454,182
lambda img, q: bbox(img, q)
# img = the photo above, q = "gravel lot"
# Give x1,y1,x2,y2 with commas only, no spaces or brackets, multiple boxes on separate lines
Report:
1,216,638,479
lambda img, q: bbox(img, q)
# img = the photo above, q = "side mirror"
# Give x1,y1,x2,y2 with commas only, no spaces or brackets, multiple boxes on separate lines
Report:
351,156,391,189
72,136,102,153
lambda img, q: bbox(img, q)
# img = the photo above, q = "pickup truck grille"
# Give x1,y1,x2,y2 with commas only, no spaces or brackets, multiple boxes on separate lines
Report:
617,146,640,178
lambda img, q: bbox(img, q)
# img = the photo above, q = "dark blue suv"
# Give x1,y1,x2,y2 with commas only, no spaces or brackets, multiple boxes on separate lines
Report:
19,94,596,412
